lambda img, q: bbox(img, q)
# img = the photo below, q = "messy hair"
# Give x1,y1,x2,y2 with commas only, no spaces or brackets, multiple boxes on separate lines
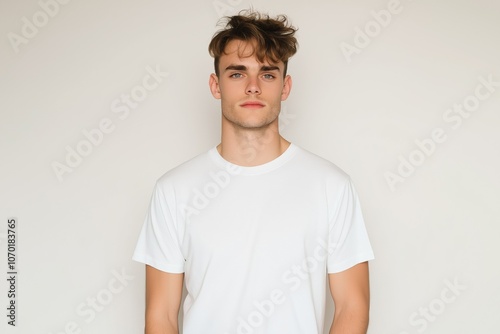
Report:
208,10,298,77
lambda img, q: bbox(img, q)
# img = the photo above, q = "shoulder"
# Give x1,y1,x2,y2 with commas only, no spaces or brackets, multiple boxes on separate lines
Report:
292,144,351,185
155,148,214,189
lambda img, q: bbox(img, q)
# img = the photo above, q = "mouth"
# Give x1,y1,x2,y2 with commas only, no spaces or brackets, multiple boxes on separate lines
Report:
240,101,265,109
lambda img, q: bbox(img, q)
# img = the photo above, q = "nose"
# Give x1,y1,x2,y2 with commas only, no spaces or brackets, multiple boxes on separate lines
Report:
246,77,261,95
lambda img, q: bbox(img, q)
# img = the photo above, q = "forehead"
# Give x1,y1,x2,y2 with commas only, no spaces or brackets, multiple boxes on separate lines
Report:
221,39,282,68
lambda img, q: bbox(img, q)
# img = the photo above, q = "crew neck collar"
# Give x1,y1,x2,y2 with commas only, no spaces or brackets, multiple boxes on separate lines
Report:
209,143,298,176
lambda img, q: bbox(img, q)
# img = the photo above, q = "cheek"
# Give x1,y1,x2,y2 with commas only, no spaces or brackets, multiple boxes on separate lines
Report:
271,87,285,102
219,83,240,98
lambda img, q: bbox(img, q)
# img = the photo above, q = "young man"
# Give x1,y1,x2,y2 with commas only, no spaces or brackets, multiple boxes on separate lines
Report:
133,10,374,334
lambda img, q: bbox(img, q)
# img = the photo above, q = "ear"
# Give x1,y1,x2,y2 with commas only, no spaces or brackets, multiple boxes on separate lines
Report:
209,73,221,99
281,75,292,101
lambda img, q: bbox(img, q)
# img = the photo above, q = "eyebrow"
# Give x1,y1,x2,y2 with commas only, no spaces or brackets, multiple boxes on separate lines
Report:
224,64,281,73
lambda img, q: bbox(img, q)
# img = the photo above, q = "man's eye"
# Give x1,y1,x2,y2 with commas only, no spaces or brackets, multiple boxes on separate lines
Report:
230,73,243,78
263,74,275,79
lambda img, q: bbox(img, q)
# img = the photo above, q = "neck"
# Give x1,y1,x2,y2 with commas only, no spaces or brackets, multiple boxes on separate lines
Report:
217,118,290,167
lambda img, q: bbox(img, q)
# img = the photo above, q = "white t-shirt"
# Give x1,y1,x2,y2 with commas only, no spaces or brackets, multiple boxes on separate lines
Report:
133,143,374,334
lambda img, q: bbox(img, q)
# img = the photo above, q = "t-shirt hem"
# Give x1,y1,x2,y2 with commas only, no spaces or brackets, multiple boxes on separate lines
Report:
132,254,185,274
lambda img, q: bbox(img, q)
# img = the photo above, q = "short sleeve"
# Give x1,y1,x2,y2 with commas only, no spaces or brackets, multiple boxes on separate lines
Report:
327,177,374,273
132,182,185,273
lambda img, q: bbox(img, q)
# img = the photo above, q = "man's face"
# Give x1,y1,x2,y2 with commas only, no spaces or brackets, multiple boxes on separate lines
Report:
209,39,292,130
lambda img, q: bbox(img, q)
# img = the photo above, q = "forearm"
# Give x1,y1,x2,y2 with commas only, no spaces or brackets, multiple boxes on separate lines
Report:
329,308,369,334
145,324,178,334
145,315,179,334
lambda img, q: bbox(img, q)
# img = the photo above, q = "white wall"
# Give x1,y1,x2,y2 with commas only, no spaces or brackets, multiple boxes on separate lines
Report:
1,0,499,333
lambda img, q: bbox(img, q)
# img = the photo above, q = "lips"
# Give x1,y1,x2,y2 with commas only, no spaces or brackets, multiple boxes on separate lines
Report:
240,101,265,108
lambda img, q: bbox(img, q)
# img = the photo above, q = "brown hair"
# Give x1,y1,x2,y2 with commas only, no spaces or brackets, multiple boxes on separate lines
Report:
208,10,298,77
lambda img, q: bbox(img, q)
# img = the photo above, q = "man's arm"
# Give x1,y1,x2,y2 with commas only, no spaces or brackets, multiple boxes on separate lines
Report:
145,265,184,334
328,262,370,334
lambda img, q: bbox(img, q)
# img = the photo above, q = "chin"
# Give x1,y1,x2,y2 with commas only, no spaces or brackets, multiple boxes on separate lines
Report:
236,118,278,129
222,109,278,129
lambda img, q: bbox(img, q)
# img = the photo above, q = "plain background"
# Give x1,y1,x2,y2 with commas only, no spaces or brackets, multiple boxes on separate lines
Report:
1,0,499,333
